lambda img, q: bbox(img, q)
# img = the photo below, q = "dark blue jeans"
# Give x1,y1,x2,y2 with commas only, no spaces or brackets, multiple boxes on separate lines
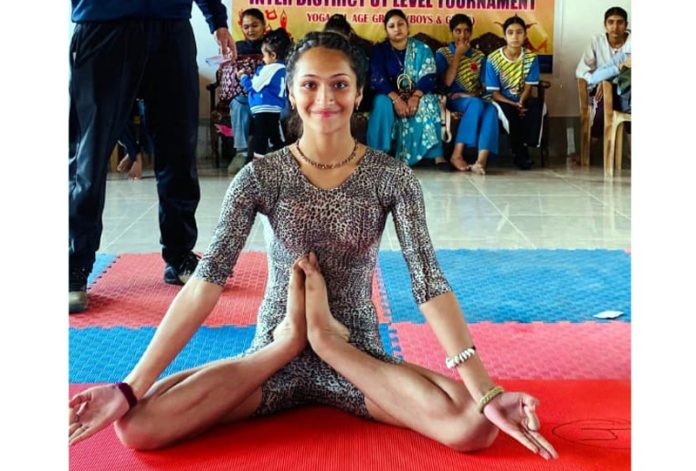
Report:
69,19,200,273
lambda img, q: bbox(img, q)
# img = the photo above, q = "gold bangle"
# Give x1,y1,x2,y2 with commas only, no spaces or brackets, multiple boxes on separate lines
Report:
477,385,505,414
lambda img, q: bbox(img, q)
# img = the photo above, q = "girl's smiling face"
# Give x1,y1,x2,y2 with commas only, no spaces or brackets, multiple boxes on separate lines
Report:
289,47,363,136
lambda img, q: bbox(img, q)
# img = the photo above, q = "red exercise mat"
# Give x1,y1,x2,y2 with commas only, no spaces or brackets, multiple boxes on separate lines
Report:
394,321,630,380
69,380,629,471
69,253,387,329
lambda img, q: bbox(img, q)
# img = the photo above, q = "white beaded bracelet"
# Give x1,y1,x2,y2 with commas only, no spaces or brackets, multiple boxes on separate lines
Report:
445,346,477,369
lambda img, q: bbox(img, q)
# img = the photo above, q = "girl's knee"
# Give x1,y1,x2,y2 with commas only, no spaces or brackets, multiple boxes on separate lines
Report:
114,410,165,450
440,410,499,453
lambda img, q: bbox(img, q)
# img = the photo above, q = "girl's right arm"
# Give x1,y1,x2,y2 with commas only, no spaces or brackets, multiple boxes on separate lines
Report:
124,279,223,398
70,164,264,445
69,280,224,446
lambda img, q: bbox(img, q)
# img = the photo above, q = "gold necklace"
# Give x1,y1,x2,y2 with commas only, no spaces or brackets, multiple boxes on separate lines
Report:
295,139,359,170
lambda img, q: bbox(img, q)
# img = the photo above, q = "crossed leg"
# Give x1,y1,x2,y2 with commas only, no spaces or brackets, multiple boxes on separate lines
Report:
297,253,499,452
114,260,308,450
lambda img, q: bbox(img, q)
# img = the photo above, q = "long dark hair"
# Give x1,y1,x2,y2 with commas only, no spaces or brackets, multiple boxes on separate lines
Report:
383,9,408,27
502,15,526,34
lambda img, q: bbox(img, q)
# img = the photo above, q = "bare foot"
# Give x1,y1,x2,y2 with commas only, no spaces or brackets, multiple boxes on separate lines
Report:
299,252,350,346
272,257,308,353
470,161,486,175
117,155,133,173
128,153,143,180
450,154,471,172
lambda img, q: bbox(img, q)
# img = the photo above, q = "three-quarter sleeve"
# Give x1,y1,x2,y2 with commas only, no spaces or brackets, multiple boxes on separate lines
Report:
192,164,261,286
389,166,452,305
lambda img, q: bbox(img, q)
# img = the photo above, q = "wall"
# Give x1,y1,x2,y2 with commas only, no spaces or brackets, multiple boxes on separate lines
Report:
192,0,631,116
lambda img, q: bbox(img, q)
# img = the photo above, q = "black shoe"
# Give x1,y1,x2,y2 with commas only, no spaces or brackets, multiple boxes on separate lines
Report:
513,154,533,170
436,161,455,172
163,252,201,286
69,267,90,314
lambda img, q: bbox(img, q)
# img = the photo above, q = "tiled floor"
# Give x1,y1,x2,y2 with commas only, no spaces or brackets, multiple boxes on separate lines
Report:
100,160,631,254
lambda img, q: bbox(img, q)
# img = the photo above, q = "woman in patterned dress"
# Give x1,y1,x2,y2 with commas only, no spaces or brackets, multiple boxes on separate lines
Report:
68,31,558,461
366,9,451,170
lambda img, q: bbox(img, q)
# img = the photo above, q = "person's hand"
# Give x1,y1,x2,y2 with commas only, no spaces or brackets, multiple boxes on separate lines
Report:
393,97,409,118
482,391,559,460
69,384,130,446
620,55,632,70
214,27,237,60
594,84,604,103
455,37,470,56
406,94,421,116
516,100,527,117
236,69,248,80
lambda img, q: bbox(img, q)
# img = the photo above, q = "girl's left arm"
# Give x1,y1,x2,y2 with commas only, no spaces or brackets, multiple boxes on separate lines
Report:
389,165,559,461
520,55,541,106
420,292,496,399
389,166,494,399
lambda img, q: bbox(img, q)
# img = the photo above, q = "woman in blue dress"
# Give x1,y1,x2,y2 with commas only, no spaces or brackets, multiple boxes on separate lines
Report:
436,14,499,175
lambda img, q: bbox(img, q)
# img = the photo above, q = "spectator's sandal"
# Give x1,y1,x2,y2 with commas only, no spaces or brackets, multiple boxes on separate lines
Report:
470,162,486,175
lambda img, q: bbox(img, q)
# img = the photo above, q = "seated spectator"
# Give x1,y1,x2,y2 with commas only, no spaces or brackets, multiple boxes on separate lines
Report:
485,15,543,170
227,8,266,173
436,14,498,175
576,6,631,135
367,9,451,170
588,45,631,113
237,29,292,159
323,14,374,113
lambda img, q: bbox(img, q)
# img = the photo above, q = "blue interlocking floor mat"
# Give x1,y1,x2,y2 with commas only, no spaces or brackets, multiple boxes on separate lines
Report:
70,326,256,383
378,323,401,359
88,253,118,286
378,249,631,323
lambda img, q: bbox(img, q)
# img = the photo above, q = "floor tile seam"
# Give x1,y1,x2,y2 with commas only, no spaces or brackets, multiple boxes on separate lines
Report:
547,169,632,221
101,200,159,250
466,176,537,248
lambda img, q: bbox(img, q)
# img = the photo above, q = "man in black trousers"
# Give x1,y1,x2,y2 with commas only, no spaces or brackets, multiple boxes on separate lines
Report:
69,0,237,313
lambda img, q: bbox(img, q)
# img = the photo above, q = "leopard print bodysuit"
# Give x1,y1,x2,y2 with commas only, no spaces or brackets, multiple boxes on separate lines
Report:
192,146,451,418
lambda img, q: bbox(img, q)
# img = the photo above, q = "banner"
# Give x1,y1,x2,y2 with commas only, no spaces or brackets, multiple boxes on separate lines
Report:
229,0,554,71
